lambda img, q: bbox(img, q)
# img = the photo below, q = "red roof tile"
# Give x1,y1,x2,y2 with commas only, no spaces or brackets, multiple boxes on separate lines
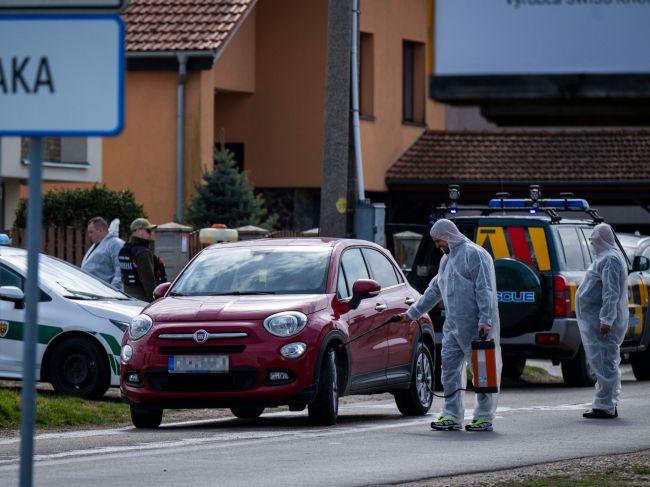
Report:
123,0,255,52
387,130,650,184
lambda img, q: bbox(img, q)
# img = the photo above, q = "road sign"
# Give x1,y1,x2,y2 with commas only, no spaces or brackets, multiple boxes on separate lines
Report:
0,14,124,136
0,1,128,12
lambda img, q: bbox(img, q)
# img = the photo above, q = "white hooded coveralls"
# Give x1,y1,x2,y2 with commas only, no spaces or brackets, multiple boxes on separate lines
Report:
406,219,502,423
576,223,629,414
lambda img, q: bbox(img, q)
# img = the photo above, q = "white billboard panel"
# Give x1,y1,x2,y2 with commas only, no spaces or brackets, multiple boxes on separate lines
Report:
0,15,124,136
435,0,650,76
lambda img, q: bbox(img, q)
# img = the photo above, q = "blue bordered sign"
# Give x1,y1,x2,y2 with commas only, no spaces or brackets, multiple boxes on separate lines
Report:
0,14,125,136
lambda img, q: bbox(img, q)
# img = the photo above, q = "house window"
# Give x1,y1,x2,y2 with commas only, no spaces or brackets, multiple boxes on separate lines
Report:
20,137,90,167
359,32,374,118
403,40,425,124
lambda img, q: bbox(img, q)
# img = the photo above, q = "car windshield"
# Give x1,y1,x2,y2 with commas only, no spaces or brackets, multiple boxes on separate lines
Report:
171,246,331,296
7,253,130,300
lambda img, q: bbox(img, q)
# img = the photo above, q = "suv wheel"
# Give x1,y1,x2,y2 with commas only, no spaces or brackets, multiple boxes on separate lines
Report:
502,357,526,380
494,258,544,338
561,344,596,387
630,347,650,380
394,343,434,416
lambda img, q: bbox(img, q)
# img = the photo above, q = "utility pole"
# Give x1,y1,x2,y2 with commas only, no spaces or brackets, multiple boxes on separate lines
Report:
319,0,353,237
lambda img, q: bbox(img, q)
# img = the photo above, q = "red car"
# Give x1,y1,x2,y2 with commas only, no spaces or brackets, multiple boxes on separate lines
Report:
120,238,435,428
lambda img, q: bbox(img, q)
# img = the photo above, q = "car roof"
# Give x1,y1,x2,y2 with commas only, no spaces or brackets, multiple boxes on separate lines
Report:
0,246,27,258
204,237,384,251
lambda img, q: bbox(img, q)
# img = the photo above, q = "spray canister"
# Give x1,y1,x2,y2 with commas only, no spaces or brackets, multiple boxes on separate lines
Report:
471,331,499,393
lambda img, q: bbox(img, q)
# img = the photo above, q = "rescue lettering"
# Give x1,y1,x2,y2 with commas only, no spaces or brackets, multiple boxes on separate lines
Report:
0,57,55,94
497,291,536,303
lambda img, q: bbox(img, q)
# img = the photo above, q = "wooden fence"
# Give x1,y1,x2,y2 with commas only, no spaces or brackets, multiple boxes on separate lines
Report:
11,227,91,266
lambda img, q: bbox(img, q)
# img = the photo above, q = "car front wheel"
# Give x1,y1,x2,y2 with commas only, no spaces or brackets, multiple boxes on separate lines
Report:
48,336,110,399
308,348,338,425
394,343,434,416
230,407,264,419
130,406,163,429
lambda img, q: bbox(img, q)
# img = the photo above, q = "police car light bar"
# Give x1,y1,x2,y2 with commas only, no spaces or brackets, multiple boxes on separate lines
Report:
487,198,589,210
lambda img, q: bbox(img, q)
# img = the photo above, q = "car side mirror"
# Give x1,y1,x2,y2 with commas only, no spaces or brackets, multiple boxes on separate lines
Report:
349,279,381,310
153,282,172,300
633,256,650,272
0,285,25,309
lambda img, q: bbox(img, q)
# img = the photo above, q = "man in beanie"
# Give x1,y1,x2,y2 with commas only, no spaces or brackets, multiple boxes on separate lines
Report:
576,223,628,419
398,218,502,432
119,218,157,301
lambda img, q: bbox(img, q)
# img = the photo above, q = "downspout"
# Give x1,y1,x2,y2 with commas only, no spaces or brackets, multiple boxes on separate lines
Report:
351,0,365,202
176,54,188,222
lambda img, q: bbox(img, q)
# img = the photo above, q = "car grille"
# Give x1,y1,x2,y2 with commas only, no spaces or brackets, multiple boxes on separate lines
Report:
158,345,246,355
146,367,258,392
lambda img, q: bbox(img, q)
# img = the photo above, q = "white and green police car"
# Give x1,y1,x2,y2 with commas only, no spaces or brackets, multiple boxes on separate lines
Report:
0,246,146,399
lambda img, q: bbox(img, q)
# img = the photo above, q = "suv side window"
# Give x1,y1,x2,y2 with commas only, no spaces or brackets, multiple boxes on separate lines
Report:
338,248,370,299
361,248,401,288
557,227,588,270
580,228,594,263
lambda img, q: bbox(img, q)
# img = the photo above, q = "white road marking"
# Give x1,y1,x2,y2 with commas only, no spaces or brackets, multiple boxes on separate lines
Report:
0,399,596,470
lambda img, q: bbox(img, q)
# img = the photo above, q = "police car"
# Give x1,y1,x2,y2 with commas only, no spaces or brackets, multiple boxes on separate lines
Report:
0,246,146,398
409,187,650,387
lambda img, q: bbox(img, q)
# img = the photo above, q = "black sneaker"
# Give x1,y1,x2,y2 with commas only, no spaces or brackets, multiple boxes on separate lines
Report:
583,408,618,419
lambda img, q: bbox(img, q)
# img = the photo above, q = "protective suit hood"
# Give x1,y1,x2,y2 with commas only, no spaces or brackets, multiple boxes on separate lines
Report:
430,219,469,247
590,223,616,255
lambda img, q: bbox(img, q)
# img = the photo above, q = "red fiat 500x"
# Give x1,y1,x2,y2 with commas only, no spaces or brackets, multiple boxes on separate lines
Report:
120,238,435,428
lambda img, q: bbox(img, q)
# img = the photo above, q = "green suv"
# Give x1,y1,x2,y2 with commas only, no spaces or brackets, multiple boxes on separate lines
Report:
409,189,650,387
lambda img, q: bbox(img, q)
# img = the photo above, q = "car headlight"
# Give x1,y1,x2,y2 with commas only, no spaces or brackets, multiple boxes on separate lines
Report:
263,311,307,337
128,314,153,340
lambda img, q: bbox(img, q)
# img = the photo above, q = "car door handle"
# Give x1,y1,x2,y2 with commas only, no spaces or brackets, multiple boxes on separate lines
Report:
374,303,388,312
404,297,415,305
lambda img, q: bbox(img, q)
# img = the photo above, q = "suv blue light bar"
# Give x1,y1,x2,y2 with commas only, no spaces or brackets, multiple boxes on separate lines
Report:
488,198,589,210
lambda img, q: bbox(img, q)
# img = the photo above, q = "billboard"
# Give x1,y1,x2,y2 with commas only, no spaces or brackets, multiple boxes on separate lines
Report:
435,0,650,76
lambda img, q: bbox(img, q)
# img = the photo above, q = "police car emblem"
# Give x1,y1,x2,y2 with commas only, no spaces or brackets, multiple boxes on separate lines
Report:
193,329,209,344
0,321,8,338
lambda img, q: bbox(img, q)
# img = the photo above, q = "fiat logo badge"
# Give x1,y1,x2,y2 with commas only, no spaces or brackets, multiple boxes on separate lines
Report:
193,329,209,344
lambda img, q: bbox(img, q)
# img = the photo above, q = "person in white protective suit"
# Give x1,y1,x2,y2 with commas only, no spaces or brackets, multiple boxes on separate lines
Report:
397,219,502,431
576,223,628,419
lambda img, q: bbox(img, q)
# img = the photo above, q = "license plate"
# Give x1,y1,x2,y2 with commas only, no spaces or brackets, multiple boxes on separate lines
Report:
168,355,229,374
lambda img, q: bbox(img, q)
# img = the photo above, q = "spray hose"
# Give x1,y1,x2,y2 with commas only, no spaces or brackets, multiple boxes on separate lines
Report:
339,314,468,399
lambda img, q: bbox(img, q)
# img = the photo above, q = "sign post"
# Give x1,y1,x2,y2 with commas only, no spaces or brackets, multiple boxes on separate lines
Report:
0,4,125,486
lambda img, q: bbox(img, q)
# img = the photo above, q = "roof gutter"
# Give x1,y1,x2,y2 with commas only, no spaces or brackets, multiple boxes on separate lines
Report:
126,50,216,59
176,53,188,222
386,178,650,186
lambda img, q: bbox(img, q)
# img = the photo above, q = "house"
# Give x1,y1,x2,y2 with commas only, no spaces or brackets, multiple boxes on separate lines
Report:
0,0,442,231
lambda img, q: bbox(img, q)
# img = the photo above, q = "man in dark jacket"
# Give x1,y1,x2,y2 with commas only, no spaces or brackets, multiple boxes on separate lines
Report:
119,218,157,301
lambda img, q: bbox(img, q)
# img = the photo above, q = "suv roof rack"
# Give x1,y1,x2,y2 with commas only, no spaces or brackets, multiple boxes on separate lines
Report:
431,185,604,224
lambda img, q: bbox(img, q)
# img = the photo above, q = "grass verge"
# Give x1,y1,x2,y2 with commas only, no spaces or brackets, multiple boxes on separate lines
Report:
0,388,129,430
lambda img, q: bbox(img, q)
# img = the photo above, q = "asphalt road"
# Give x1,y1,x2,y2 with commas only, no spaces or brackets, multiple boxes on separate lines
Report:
0,366,648,487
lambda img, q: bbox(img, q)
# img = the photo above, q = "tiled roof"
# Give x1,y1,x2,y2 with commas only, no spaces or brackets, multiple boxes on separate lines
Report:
387,130,650,184
123,0,255,52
